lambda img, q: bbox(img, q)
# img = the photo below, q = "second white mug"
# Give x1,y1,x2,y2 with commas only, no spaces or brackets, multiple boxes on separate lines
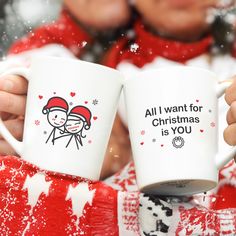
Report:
0,56,123,180
124,66,236,195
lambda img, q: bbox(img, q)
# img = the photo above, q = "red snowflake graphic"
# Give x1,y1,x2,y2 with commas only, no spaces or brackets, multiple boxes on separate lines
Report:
210,122,216,127
35,120,40,126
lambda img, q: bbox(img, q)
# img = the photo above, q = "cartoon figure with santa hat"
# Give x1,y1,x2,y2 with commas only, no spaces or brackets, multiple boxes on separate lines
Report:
42,96,69,145
54,105,92,150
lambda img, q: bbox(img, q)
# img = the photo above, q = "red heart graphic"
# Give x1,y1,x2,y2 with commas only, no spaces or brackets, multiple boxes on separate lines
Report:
70,92,76,97
85,101,88,104
196,99,199,102
38,95,43,99
161,144,164,147
140,142,144,145
93,116,97,120
200,129,204,133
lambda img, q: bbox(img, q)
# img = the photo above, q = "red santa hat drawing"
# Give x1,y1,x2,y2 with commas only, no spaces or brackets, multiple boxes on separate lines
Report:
42,97,69,114
68,106,92,130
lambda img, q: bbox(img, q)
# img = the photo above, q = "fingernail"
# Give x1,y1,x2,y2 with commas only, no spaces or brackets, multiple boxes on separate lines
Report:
2,79,13,91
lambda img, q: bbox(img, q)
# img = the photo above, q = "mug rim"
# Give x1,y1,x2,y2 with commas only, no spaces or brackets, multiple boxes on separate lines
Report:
31,55,123,77
124,65,217,84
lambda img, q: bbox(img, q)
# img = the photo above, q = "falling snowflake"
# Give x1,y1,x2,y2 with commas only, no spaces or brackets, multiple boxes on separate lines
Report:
69,102,73,106
126,29,135,39
35,120,40,126
209,109,212,113
43,131,47,135
152,138,156,142
92,99,98,105
81,41,87,48
130,43,139,52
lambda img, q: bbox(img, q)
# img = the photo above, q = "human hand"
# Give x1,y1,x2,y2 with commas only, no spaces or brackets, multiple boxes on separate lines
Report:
224,77,236,161
100,114,131,180
0,75,27,155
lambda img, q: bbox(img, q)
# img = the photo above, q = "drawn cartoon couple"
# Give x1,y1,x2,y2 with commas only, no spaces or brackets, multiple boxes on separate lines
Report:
42,97,91,150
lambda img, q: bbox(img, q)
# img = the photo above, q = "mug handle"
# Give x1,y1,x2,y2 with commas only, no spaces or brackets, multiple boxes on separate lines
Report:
0,67,30,156
215,80,236,169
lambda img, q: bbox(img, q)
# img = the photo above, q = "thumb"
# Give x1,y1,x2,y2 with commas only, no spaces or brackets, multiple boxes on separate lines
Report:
0,75,28,95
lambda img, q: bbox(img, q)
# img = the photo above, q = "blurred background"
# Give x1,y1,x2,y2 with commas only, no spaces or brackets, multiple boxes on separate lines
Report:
0,0,62,57
0,0,236,59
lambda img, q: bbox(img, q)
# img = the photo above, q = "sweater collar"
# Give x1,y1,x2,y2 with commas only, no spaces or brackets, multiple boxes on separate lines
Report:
112,21,213,68
134,21,213,62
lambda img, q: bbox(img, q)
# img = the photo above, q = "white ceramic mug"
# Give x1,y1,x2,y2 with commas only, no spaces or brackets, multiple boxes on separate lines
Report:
124,66,236,195
0,56,123,180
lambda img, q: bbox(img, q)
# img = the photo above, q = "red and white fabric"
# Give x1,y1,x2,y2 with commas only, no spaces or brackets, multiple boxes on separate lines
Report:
1,15,236,235
1,156,236,235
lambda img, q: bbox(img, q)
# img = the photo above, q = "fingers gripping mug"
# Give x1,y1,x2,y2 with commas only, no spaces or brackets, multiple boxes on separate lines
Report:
124,66,236,195
0,56,123,180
